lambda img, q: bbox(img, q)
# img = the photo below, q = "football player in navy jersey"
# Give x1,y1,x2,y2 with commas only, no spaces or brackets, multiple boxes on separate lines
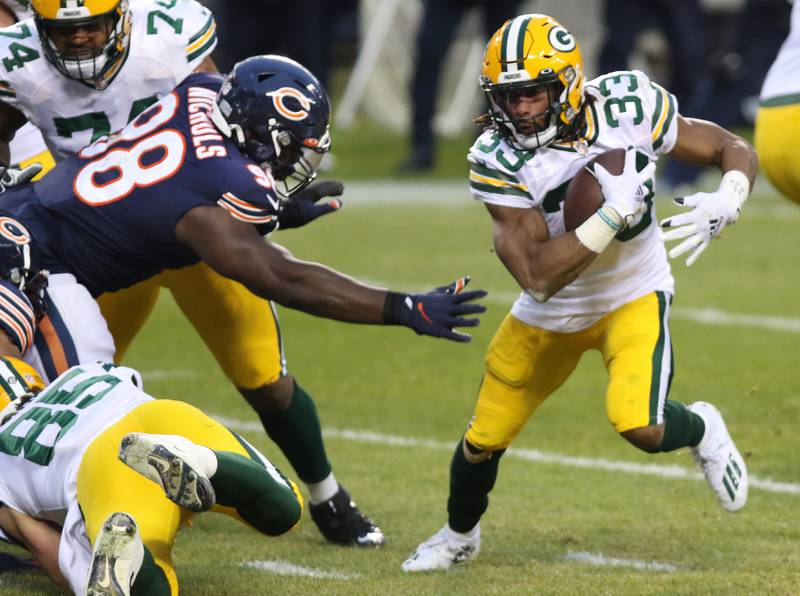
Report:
0,52,487,465
0,0,395,549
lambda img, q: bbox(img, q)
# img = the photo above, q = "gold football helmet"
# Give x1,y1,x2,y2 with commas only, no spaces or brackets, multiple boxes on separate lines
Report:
480,14,585,149
0,357,44,421
32,0,131,89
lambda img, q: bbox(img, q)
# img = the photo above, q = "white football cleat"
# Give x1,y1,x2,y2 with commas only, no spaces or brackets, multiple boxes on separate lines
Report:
689,402,748,512
86,512,143,596
401,523,480,572
119,433,217,512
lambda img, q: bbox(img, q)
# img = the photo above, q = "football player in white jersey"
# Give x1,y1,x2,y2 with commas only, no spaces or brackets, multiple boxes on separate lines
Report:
0,1,53,181
0,0,385,547
0,272,304,595
402,13,758,572
755,0,800,205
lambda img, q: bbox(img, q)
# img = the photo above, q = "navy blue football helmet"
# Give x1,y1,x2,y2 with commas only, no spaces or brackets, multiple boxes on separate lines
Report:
213,55,332,197
0,219,48,319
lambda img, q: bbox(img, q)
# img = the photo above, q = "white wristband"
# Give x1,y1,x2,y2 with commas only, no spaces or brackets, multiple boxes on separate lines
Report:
719,170,750,209
574,207,621,254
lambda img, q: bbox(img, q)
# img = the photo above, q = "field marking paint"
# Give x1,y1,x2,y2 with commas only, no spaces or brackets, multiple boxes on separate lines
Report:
214,417,800,497
565,551,677,572
340,181,796,220
483,290,800,334
353,279,800,336
242,560,359,580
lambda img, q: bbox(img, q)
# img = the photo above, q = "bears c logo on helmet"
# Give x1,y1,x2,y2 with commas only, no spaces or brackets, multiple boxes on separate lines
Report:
0,218,31,246
266,87,315,122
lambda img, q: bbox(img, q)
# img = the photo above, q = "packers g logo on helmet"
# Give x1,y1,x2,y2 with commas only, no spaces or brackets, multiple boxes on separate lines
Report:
32,0,132,89
480,14,585,150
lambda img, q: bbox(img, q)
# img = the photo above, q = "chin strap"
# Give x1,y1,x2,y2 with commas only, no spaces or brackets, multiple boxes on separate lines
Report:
209,101,245,145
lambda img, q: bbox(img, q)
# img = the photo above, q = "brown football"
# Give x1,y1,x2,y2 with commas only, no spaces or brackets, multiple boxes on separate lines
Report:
563,148,625,231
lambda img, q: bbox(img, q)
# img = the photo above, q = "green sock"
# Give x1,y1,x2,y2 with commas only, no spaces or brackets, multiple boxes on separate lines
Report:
659,400,706,452
132,547,170,596
447,438,504,533
257,381,331,483
212,450,302,536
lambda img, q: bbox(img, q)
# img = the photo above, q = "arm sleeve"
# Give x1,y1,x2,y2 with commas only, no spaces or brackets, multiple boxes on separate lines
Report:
181,0,218,70
0,280,35,356
640,78,679,155
467,143,534,209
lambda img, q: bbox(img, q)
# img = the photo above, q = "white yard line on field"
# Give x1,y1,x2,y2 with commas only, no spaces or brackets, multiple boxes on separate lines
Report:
484,290,800,334
565,551,677,572
213,417,800,497
340,180,796,219
242,560,358,580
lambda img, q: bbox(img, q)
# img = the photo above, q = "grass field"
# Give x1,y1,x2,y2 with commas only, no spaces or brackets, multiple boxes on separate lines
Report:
1,180,799,595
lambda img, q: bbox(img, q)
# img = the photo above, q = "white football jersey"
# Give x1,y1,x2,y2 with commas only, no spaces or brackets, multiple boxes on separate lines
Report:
468,70,678,332
0,363,147,532
760,1,800,103
0,0,217,161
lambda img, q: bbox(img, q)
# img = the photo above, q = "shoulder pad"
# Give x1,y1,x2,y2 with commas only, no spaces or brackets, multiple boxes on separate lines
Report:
468,130,533,207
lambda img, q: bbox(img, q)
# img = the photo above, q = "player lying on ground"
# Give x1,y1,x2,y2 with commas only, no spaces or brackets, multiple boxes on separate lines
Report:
0,271,304,595
0,0,404,547
402,13,757,572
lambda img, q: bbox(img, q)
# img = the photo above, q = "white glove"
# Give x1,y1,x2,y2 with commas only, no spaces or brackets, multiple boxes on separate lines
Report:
660,170,750,266
593,147,656,229
0,162,42,193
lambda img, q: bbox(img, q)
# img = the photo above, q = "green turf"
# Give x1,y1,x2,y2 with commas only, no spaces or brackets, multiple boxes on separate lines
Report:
2,189,798,595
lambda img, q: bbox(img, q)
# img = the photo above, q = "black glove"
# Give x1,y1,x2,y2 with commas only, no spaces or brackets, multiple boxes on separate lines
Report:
277,180,343,230
383,276,487,342
0,163,42,193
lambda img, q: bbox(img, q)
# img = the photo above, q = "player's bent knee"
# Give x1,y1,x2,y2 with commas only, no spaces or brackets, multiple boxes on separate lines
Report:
238,374,294,413
620,424,665,453
250,486,303,536
462,437,495,464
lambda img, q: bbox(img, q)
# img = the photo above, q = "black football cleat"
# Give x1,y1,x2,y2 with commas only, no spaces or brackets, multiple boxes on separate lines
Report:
309,485,385,547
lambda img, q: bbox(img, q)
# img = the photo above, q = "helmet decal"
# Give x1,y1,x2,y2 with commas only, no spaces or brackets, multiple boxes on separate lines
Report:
0,218,31,245
215,55,331,197
548,26,576,53
266,87,315,122
481,14,586,150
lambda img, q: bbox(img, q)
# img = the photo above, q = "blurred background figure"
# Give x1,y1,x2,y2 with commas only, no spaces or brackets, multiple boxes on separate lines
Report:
205,0,359,88
599,0,707,110
397,0,521,173
659,0,791,191
755,0,800,206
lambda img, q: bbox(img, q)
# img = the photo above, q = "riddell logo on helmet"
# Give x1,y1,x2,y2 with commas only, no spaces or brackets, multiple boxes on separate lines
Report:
265,87,315,122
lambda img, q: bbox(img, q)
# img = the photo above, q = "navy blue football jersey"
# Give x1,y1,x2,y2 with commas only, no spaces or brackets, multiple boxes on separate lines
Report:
4,73,281,296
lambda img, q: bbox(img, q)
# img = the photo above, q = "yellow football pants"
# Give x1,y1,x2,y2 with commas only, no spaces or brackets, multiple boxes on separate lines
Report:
97,262,286,390
465,292,673,451
77,399,301,595
755,102,800,205
24,149,286,390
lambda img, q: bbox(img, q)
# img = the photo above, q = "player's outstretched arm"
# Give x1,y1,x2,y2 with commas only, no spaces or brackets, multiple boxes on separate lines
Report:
175,206,487,341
